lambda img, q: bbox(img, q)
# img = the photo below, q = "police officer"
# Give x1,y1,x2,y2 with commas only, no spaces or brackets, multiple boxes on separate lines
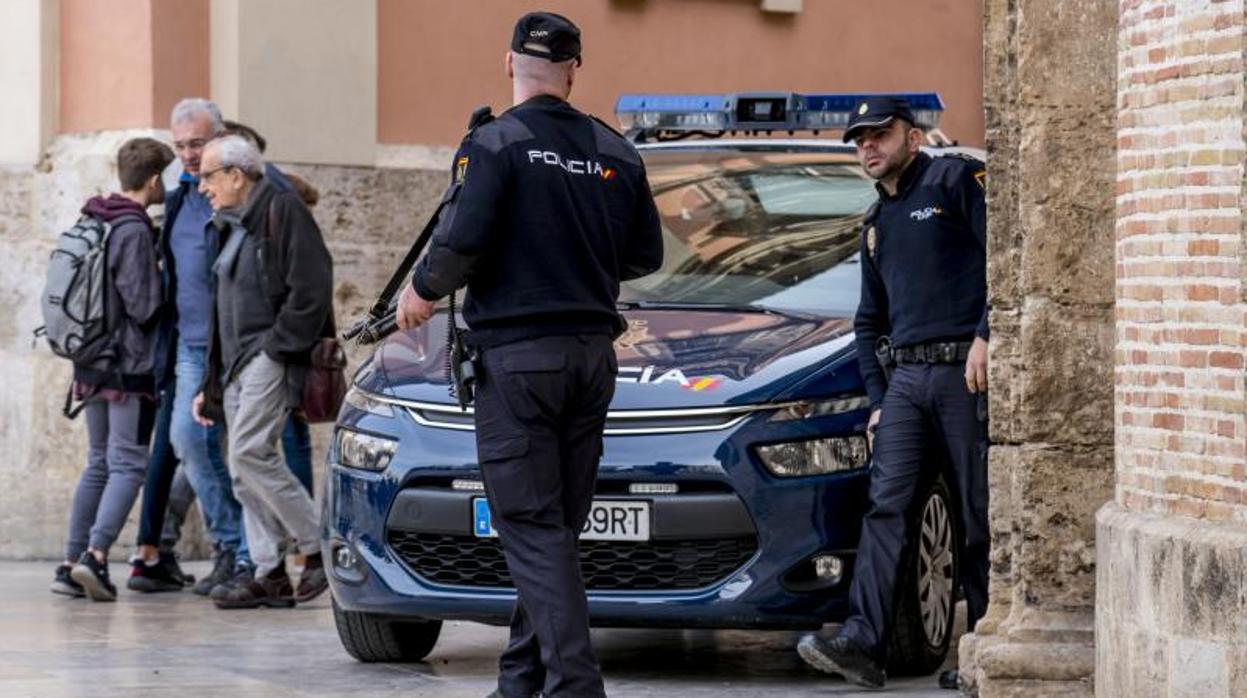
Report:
796,96,989,690
395,12,663,698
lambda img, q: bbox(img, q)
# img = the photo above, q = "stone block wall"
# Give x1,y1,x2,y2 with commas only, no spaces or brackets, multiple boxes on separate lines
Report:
0,131,446,559
1098,1,1247,696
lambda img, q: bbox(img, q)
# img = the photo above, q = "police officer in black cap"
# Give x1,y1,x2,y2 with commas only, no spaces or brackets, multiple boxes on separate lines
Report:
396,11,663,698
796,96,990,690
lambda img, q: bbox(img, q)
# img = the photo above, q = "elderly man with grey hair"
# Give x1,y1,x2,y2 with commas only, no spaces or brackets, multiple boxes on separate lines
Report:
190,135,334,609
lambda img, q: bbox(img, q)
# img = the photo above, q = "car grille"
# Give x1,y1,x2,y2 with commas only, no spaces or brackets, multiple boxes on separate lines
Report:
387,531,758,591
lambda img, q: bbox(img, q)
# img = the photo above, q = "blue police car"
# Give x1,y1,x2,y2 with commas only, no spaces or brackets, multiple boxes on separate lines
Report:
325,92,975,676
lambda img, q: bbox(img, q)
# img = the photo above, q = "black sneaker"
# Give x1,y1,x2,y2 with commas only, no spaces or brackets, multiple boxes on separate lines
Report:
70,552,117,602
126,556,185,593
160,550,195,586
192,546,235,596
939,669,961,690
51,564,85,598
213,568,296,609
209,563,257,601
797,634,886,689
295,554,328,603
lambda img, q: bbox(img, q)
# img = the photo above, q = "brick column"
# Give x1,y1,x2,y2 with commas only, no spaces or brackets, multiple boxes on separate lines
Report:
1097,2,1247,695
959,1,1118,695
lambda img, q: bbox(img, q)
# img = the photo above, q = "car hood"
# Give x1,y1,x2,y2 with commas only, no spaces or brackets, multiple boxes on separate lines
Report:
355,309,856,409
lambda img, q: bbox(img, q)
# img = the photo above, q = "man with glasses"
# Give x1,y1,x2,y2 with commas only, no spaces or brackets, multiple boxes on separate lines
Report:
127,98,248,598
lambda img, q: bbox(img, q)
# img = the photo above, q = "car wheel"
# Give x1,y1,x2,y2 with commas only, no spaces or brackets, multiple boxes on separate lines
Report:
332,597,442,662
887,474,959,676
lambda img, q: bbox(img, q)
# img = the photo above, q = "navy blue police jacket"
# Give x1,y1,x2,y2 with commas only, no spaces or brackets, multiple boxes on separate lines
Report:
411,94,664,348
854,151,988,409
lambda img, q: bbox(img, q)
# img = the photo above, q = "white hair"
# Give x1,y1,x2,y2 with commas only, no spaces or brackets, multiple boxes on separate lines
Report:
205,135,264,178
170,97,224,134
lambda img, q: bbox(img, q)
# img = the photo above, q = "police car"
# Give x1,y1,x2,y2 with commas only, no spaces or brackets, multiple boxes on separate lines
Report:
325,91,982,676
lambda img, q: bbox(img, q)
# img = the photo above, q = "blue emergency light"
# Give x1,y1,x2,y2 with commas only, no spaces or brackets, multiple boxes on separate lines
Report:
615,91,945,140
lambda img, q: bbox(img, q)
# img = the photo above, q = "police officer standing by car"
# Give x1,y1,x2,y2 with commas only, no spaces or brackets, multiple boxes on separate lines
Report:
796,97,989,690
395,12,663,698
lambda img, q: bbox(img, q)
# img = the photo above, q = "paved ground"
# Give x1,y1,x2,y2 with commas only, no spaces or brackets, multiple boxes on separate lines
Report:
1,560,960,697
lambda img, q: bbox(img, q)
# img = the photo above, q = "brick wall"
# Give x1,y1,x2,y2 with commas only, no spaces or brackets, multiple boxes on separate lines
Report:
1116,0,1247,523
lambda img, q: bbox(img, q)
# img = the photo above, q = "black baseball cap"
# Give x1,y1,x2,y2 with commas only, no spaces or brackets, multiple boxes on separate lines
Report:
512,12,582,65
843,96,917,142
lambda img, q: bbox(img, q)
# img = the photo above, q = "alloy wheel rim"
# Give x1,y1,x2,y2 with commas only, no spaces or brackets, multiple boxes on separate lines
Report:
918,491,954,648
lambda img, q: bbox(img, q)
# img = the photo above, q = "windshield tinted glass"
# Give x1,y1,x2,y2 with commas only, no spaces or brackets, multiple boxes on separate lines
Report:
621,147,875,317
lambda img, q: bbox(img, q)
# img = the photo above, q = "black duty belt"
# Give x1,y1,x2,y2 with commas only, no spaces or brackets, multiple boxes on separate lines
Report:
893,341,973,364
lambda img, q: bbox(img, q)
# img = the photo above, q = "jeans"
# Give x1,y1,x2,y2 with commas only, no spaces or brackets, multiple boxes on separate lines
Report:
168,340,243,555
66,396,156,559
136,385,178,548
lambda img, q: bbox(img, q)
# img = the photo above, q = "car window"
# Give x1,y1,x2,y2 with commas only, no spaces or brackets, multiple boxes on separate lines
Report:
621,149,875,317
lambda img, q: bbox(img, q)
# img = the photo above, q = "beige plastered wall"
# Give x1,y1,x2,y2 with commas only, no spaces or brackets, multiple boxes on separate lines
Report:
0,0,58,166
211,0,378,166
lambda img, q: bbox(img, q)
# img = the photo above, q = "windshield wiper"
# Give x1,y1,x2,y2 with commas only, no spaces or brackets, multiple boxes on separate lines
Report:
616,300,815,319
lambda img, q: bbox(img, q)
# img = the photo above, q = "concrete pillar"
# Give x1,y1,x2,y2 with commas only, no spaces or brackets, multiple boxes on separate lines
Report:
0,0,57,166
211,0,377,165
959,1,1118,695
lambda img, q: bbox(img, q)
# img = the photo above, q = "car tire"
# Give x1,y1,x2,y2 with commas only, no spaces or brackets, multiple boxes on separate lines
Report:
887,474,959,677
332,597,442,662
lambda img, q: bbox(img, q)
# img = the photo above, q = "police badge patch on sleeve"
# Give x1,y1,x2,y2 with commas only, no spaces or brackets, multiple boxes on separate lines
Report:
866,225,878,260
455,157,469,183
974,170,986,190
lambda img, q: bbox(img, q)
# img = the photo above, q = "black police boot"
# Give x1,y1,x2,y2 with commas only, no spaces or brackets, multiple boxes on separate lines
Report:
797,633,886,689
939,668,961,690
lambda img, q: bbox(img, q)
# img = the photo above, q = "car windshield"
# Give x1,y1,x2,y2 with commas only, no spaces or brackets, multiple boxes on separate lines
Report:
620,147,876,318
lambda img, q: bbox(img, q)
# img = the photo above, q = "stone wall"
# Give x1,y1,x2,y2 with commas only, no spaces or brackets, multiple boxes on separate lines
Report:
1097,1,1247,696
0,131,445,560
960,1,1118,695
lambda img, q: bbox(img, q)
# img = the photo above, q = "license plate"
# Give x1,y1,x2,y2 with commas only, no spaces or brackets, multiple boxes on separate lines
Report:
473,498,651,542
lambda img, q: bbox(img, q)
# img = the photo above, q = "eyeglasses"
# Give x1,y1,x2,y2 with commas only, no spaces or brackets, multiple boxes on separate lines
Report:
199,165,236,182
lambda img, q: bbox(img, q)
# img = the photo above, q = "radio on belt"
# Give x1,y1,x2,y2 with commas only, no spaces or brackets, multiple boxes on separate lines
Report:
614,91,946,143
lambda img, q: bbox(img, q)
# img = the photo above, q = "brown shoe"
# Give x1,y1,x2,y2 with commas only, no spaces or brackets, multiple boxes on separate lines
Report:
213,568,296,609
295,554,328,603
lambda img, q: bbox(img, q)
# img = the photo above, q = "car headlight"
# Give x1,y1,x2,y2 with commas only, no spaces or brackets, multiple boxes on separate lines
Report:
343,385,395,418
755,436,869,477
769,396,870,422
336,428,397,472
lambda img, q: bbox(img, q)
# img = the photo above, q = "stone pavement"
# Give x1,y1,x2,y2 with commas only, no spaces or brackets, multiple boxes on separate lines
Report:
0,561,958,697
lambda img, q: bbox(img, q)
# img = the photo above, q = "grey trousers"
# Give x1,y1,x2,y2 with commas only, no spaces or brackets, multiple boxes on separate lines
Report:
65,396,154,560
223,353,318,577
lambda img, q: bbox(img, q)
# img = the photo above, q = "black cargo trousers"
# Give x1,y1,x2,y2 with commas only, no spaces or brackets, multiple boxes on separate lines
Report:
474,333,617,698
840,362,990,664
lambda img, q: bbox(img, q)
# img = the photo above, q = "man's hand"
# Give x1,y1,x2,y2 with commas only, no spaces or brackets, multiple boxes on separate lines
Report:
396,284,437,331
867,408,882,452
965,336,988,394
192,392,213,427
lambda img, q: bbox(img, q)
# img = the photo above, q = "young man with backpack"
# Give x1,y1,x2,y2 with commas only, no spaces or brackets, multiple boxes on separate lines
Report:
48,137,175,601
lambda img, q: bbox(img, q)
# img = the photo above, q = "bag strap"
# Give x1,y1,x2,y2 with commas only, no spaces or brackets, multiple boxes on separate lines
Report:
63,382,98,419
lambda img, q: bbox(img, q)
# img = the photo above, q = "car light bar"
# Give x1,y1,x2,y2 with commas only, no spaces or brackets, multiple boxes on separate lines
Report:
615,91,944,140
